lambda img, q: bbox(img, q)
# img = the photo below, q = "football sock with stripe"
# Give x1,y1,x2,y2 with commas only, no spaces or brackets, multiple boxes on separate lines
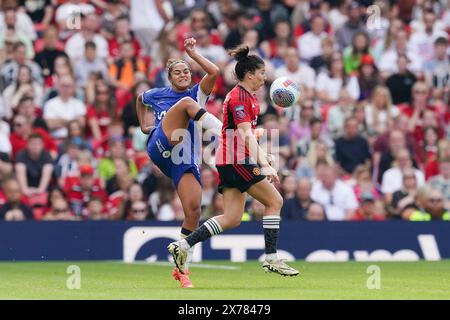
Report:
193,109,222,131
179,218,223,251
263,215,281,261
180,228,194,271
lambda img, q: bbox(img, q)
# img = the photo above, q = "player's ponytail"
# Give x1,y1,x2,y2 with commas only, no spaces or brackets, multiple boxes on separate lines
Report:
228,45,264,81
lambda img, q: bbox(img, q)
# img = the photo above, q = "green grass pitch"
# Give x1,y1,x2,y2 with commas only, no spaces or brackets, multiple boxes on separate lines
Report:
0,260,449,299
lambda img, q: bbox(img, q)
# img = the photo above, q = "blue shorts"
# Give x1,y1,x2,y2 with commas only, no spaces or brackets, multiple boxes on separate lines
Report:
147,126,201,188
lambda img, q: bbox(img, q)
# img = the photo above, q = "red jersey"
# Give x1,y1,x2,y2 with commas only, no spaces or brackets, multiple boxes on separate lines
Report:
216,85,260,166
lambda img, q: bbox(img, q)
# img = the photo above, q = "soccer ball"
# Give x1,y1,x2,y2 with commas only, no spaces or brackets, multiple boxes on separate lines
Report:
269,77,301,108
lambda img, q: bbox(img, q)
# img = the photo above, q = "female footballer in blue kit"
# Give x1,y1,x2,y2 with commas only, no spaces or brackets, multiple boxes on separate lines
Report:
136,38,222,288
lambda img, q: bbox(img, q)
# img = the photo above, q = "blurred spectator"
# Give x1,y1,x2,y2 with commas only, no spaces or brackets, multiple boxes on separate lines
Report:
364,85,399,135
2,64,43,119
316,51,360,106
385,54,418,105
275,46,315,100
352,164,381,203
429,157,450,207
423,36,450,108
343,31,371,75
64,164,108,217
357,54,382,101
311,164,359,220
200,166,217,209
389,168,419,219
254,0,289,41
188,28,227,71
74,41,109,89
408,9,447,64
381,148,425,202
296,139,334,179
0,177,33,221
43,197,77,220
202,190,223,220
378,29,423,79
106,158,136,195
296,117,334,158
55,0,95,40
0,118,12,155
9,115,57,160
86,197,107,220
43,75,86,139
107,14,140,60
34,25,66,79
305,202,326,221
98,138,138,181
334,117,371,175
149,175,176,220
130,0,169,56
404,186,450,221
335,1,368,50
19,0,54,27
121,80,150,137
16,96,48,130
309,36,334,75
101,1,129,41
120,182,148,220
108,40,145,91
352,193,386,221
281,178,315,220
327,89,354,139
260,20,295,64
0,41,42,89
0,5,37,42
55,138,85,184
15,133,53,197
86,83,115,141
279,172,297,200
223,9,258,50
128,200,149,221
0,148,13,182
297,15,327,63
0,8,34,59
65,13,109,63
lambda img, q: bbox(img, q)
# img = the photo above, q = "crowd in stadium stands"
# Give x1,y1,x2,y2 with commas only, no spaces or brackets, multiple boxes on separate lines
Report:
0,0,449,222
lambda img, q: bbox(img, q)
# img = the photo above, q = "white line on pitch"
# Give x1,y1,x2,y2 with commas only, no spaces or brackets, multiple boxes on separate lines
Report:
120,261,241,270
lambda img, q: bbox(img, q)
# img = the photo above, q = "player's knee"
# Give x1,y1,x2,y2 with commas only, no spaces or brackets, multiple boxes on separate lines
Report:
179,97,196,108
267,194,283,212
185,202,201,220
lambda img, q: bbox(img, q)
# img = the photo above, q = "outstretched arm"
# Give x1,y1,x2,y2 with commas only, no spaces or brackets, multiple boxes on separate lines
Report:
136,94,155,134
184,38,220,96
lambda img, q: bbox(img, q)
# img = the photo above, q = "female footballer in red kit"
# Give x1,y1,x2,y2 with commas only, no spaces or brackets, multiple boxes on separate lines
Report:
168,46,299,277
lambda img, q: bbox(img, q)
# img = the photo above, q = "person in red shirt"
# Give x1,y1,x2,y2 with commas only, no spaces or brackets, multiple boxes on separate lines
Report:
168,46,299,277
352,192,386,221
63,164,108,219
9,115,58,160
86,83,115,141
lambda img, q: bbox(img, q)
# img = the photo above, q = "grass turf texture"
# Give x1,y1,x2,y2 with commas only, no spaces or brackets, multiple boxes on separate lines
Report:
0,261,449,299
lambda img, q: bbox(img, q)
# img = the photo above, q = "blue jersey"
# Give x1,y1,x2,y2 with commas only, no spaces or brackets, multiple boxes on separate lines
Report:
142,84,208,187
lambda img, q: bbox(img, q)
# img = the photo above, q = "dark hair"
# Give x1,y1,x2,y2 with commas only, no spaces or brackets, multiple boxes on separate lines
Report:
85,41,97,50
228,45,265,81
28,132,43,141
12,41,25,51
166,59,191,79
309,117,322,127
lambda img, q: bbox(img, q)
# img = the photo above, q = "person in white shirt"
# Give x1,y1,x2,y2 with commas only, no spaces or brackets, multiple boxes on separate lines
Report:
377,29,423,78
311,164,359,220
55,0,95,34
275,46,316,99
0,7,36,42
316,51,360,105
43,75,86,139
381,148,425,203
408,10,448,64
364,85,400,135
64,13,109,63
297,15,328,62
130,0,169,56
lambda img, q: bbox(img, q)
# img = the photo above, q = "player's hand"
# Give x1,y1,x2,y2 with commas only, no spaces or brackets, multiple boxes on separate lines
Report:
265,153,274,166
184,38,197,57
262,165,279,184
